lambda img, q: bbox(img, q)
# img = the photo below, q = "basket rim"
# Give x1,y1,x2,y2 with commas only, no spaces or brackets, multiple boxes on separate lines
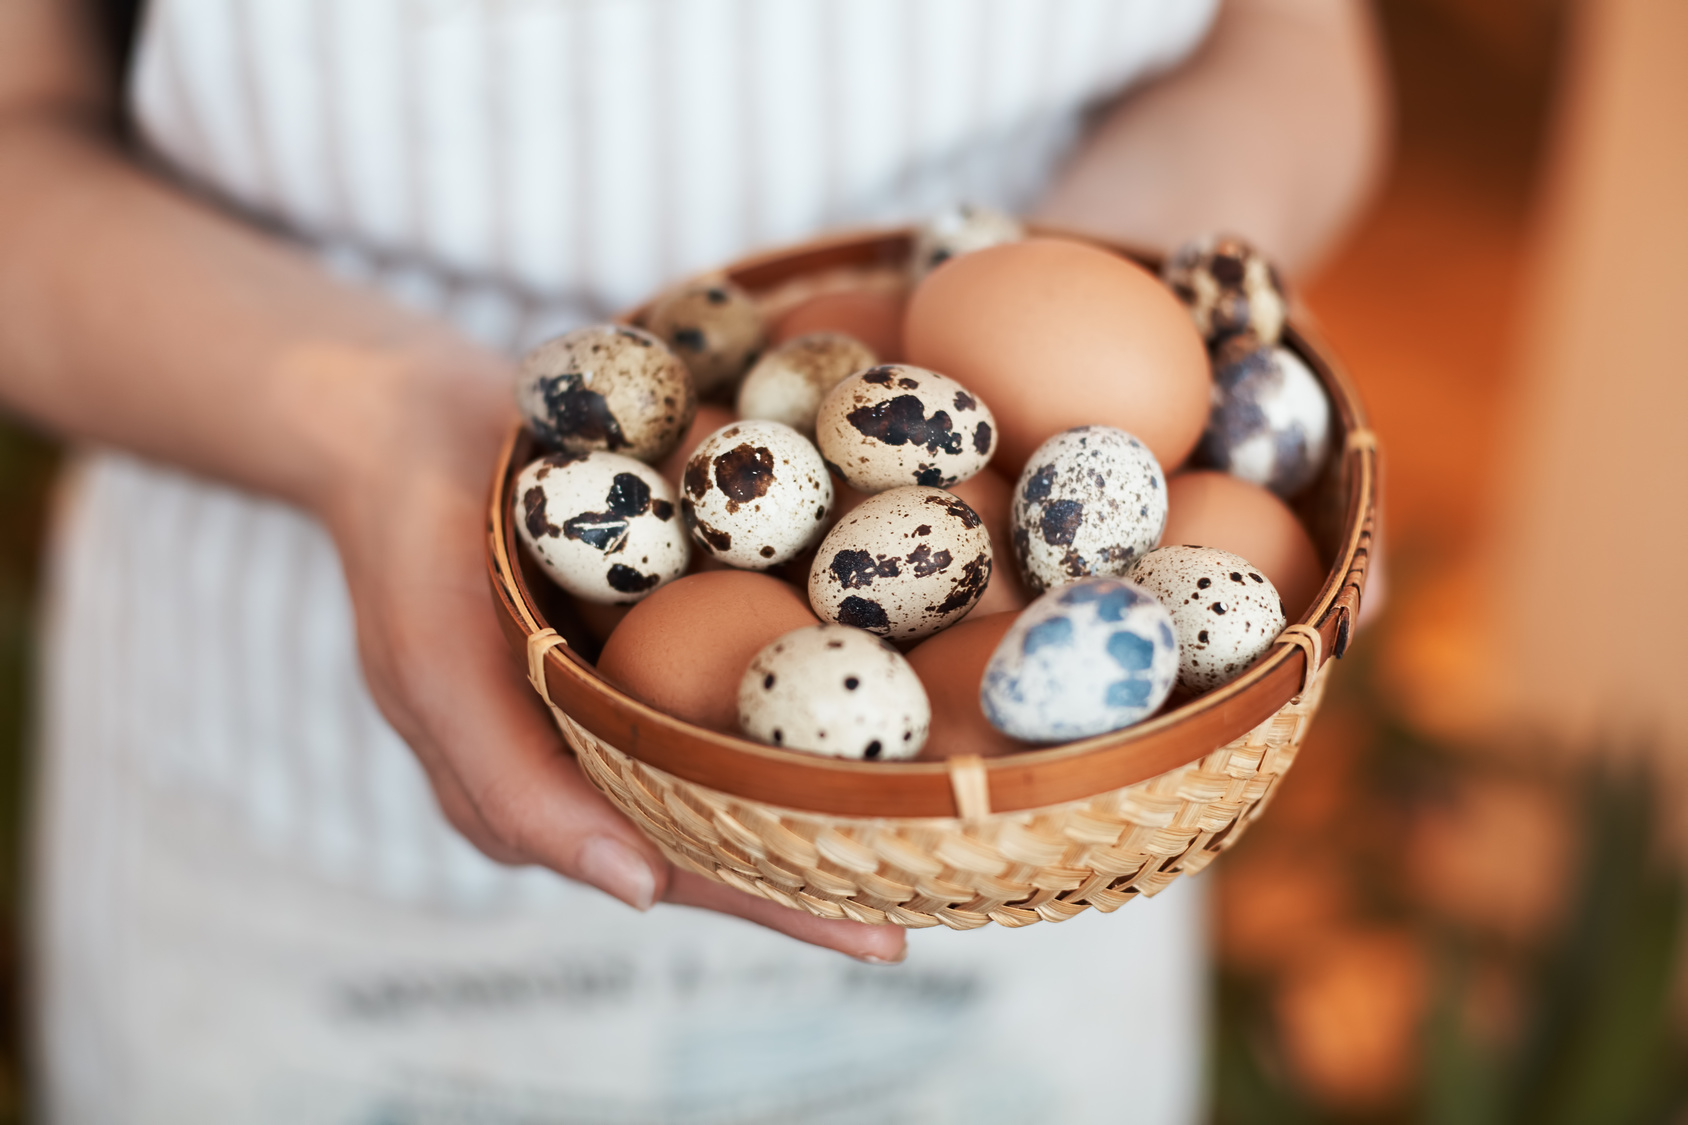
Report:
486,225,1377,819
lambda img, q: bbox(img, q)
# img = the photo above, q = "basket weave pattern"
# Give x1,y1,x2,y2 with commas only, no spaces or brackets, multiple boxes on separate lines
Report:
546,667,1325,930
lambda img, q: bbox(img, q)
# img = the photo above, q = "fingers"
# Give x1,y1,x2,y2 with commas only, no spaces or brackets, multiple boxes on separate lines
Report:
406,585,674,910
665,870,909,963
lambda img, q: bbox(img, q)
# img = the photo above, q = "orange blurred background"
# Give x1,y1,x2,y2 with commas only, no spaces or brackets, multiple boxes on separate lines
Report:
1211,0,1688,1119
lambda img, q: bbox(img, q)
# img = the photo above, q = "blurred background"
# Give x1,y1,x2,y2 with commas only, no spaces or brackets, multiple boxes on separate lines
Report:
0,0,1684,1120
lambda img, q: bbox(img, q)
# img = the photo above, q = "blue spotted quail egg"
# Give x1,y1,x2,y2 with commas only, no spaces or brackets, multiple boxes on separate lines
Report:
980,577,1179,742
1196,338,1332,497
1162,234,1287,347
1011,426,1167,595
515,451,689,604
643,275,767,395
815,364,997,493
514,324,696,464
1127,545,1287,692
911,204,1025,280
680,420,833,569
738,625,930,760
735,331,877,437
808,486,992,641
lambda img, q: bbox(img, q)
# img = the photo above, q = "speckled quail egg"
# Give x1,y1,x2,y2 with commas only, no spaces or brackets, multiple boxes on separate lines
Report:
1195,338,1332,497
642,276,767,395
738,625,930,760
515,451,689,604
980,577,1179,742
1162,234,1287,347
808,486,992,641
680,420,833,569
911,204,1025,280
514,324,696,464
1127,545,1287,692
815,364,997,493
736,332,877,437
1011,426,1167,595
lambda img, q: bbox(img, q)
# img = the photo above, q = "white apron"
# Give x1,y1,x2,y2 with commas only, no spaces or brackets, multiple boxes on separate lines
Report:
36,2,1219,1121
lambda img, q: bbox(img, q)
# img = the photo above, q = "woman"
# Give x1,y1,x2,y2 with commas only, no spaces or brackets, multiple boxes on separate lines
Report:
0,0,1385,1120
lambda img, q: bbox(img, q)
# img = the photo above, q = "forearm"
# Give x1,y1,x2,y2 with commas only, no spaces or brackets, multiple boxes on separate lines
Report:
0,112,510,520
1036,0,1389,277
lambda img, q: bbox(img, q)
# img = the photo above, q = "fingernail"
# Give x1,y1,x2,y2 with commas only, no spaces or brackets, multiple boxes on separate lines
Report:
856,949,907,966
578,836,657,911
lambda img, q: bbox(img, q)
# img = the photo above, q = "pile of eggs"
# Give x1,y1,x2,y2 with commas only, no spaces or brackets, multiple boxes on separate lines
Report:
513,209,1333,763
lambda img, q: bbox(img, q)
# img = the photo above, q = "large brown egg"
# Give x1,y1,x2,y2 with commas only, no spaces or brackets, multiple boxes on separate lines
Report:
903,238,1210,475
905,611,1023,760
1162,470,1325,621
597,571,818,733
773,289,906,362
945,469,1028,616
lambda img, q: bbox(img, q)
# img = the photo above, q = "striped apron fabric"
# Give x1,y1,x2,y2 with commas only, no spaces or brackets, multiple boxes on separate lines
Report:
35,1,1218,1120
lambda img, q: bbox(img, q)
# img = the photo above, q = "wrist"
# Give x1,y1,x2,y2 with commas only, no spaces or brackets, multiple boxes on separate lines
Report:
270,336,515,536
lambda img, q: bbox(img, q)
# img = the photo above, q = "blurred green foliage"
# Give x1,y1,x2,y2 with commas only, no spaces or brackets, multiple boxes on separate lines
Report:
1211,652,1688,1125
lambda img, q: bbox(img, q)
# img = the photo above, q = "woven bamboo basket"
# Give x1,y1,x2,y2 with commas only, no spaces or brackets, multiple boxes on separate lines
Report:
486,227,1377,930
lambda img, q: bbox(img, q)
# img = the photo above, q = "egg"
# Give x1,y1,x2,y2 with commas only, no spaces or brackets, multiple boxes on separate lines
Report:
643,276,766,395
771,288,906,362
738,625,930,760
1162,234,1287,347
903,237,1211,474
657,402,737,495
514,324,696,464
1011,426,1167,595
910,203,1024,280
808,486,992,641
904,611,1023,759
598,571,819,733
815,364,997,492
980,577,1179,742
946,469,1028,615
1163,470,1324,620
515,452,690,604
1127,545,1287,693
736,332,877,437
681,420,833,569
1196,338,1332,497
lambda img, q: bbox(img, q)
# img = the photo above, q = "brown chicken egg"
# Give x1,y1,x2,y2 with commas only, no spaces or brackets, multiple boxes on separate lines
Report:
772,289,907,362
1162,470,1324,621
904,611,1023,760
903,237,1211,475
596,571,819,733
946,469,1028,615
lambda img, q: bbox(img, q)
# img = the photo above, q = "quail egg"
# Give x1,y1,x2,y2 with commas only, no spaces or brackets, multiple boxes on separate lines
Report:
735,331,877,437
1195,338,1332,497
514,324,696,464
515,451,689,604
808,486,992,641
911,204,1025,280
1127,545,1287,692
643,276,767,395
1011,426,1167,595
815,364,997,493
738,624,930,760
1162,234,1287,347
680,420,833,569
980,577,1179,742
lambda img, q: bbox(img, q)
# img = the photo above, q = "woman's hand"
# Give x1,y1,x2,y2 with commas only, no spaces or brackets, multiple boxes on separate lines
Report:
315,347,908,962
